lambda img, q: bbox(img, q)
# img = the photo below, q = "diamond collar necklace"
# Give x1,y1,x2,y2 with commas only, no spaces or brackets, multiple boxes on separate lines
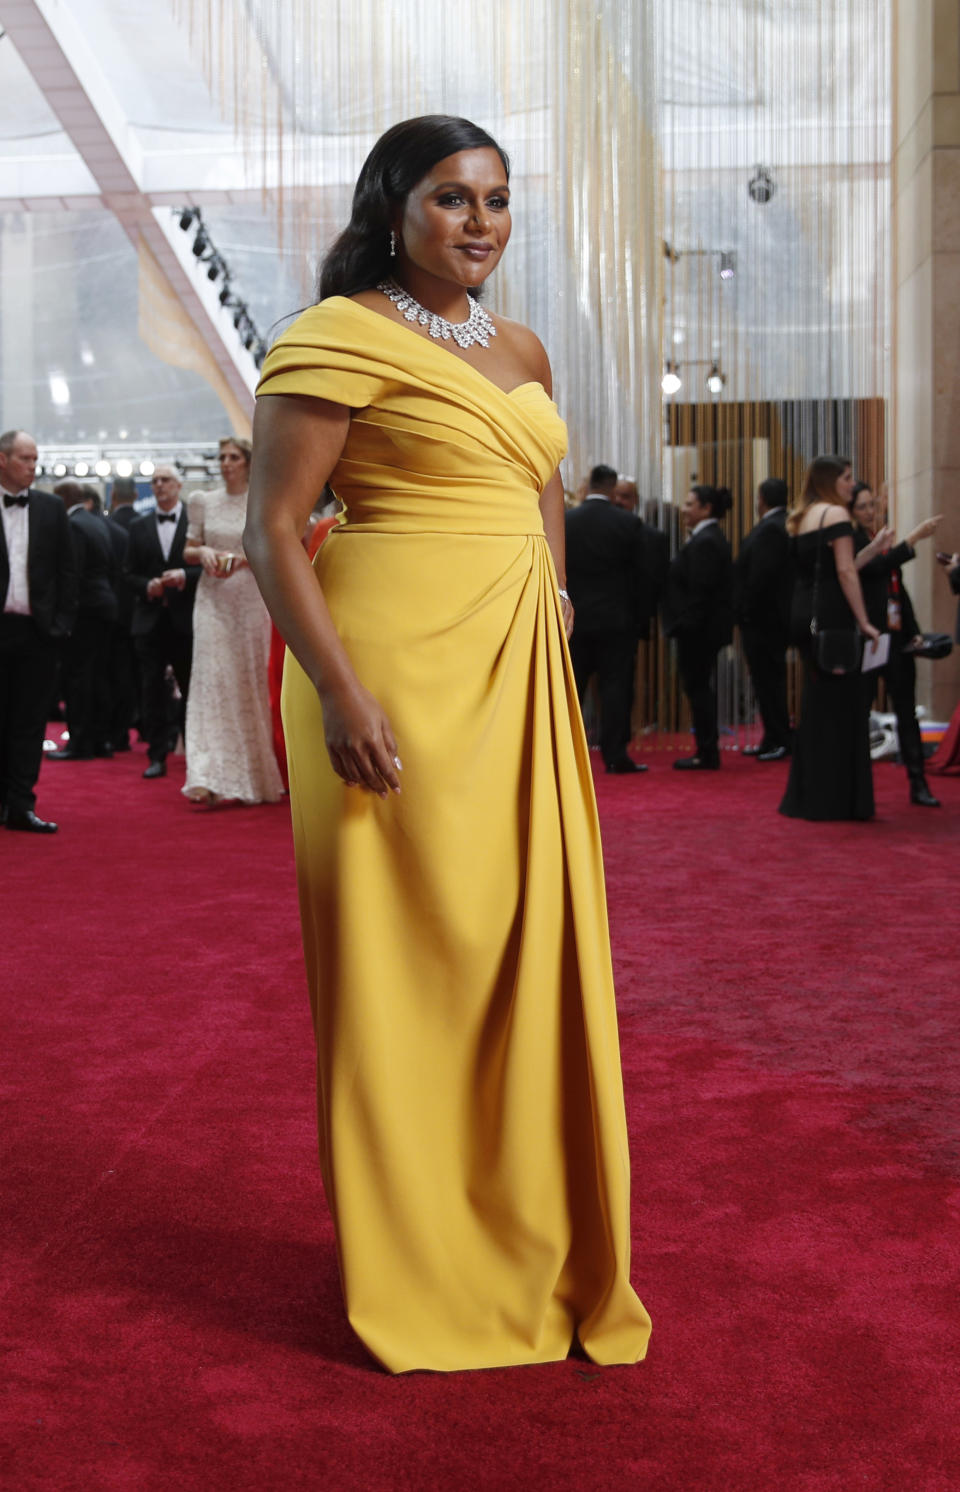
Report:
376,278,496,350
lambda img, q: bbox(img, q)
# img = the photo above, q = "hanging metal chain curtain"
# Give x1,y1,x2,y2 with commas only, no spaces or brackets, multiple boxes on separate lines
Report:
171,0,890,743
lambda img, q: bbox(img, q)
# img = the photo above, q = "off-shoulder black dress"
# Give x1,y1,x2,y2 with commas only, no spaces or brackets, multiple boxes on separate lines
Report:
779,520,874,821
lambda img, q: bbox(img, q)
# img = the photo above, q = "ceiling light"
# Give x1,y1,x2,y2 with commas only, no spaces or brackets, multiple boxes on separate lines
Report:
49,374,70,406
115,459,134,478
53,461,68,477
661,362,682,396
719,252,736,280
178,207,198,231
95,459,111,478
74,461,89,477
80,345,95,367
118,428,128,440
139,460,155,477
192,228,209,258
218,284,234,306
706,363,726,394
206,256,222,282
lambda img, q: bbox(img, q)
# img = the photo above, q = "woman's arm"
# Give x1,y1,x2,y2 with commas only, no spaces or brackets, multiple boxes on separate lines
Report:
244,393,401,798
539,470,573,638
832,532,879,638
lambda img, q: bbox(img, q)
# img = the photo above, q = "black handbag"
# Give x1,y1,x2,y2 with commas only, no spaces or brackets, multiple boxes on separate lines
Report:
810,510,864,675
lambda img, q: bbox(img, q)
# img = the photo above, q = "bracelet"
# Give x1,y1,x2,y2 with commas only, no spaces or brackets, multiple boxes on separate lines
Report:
558,588,571,603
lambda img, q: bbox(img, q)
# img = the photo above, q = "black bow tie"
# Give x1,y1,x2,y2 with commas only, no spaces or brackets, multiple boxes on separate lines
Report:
156,512,177,525
3,493,28,509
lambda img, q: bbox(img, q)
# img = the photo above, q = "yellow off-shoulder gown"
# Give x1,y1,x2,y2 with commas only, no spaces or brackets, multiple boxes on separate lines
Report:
257,299,651,1373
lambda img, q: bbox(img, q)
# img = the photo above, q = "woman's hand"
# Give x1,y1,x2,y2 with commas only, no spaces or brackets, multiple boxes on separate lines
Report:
194,544,221,576
560,594,574,639
860,622,881,643
320,680,402,798
906,514,943,547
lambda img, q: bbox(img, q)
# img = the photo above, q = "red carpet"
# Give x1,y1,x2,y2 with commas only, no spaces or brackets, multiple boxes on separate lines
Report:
2,742,959,1490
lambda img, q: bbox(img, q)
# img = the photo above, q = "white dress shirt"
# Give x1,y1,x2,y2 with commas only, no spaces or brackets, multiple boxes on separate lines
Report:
154,502,183,563
0,485,31,615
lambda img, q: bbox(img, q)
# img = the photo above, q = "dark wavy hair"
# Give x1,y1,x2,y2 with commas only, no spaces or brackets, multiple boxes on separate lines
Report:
691,483,733,520
317,115,510,303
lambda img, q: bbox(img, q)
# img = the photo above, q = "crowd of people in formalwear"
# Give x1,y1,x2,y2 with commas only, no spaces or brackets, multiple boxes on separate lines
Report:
3,424,956,835
563,455,953,820
0,428,280,834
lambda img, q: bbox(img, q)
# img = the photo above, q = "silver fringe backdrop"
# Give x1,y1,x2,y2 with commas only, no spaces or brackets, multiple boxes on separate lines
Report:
172,0,891,741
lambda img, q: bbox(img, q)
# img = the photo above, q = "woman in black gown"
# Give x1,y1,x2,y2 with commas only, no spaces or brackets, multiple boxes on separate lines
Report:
779,456,880,821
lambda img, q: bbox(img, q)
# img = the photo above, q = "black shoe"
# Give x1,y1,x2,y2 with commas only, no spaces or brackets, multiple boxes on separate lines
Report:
6,809,58,833
605,758,649,774
143,760,167,779
910,780,940,807
673,754,720,771
757,746,790,762
48,748,93,761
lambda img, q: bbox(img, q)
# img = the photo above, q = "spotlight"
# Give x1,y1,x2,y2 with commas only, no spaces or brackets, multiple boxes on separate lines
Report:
192,227,209,258
233,304,246,330
74,461,89,477
53,461,68,477
115,458,134,478
719,252,736,280
139,460,155,477
706,363,726,394
95,459,111,478
661,362,682,396
242,326,256,351
178,207,198,231
218,283,234,306
748,166,776,205
206,255,222,282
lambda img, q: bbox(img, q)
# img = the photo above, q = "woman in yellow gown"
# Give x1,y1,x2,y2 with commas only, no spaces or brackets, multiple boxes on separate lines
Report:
245,115,651,1374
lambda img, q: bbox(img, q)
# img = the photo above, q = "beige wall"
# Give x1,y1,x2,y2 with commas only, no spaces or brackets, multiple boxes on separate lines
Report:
893,0,960,719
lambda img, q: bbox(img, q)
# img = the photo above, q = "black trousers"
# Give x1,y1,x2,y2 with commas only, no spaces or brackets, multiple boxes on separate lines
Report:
741,624,791,751
0,613,60,815
62,612,113,755
866,643,925,780
569,628,636,767
134,613,192,763
677,636,720,762
109,623,140,747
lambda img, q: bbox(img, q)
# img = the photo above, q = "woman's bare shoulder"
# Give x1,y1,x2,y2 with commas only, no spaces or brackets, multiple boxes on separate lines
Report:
491,314,551,387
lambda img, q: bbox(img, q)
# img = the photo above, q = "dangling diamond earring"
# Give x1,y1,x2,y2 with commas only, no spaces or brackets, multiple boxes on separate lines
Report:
389,230,398,258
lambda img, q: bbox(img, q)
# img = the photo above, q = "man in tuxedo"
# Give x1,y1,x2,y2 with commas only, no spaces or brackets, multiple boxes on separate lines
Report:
613,478,670,633
124,466,200,779
106,479,137,750
734,476,793,760
565,464,649,774
0,429,77,833
662,485,734,770
48,480,118,761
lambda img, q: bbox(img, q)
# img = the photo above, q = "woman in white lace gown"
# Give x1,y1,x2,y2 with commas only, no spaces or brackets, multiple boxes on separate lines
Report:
182,438,284,806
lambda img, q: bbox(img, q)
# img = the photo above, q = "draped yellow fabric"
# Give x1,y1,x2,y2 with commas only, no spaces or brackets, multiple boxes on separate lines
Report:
258,298,651,1373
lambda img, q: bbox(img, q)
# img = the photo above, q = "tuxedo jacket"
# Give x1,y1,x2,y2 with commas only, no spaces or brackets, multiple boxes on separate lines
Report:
0,488,77,638
70,507,119,623
564,499,648,635
662,522,734,652
734,508,792,634
951,563,960,643
124,509,201,637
